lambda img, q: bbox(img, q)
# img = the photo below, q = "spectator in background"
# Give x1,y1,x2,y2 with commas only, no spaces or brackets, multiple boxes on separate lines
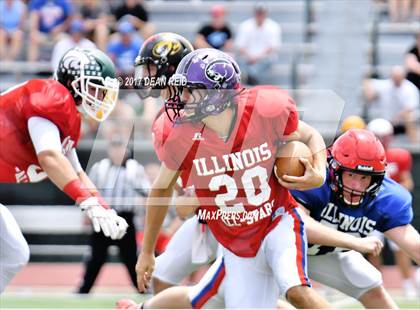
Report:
405,32,420,90
0,0,26,61
195,5,233,52
77,135,150,294
107,21,143,83
51,19,96,72
112,0,154,42
388,0,420,22
74,0,110,51
366,118,417,298
235,3,281,85
363,66,419,143
28,0,73,61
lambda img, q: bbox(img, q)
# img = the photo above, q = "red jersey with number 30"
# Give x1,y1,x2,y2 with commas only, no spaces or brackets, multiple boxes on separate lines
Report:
152,86,299,257
0,79,81,183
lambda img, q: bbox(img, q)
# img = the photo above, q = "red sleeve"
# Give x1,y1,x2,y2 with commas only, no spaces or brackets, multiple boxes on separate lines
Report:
253,86,299,138
281,100,299,136
22,80,81,146
151,113,184,171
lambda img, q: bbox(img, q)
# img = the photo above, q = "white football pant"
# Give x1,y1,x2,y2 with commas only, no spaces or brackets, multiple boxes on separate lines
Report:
308,250,383,299
0,204,30,293
153,215,218,286
189,209,310,308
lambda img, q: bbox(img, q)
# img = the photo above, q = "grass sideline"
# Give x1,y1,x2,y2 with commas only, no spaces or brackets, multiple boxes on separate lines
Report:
331,296,420,309
0,294,149,309
0,294,419,309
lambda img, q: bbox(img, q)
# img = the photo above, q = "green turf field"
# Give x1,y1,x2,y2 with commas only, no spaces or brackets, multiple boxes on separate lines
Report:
0,294,149,309
330,296,420,309
0,294,419,309
344,300,420,309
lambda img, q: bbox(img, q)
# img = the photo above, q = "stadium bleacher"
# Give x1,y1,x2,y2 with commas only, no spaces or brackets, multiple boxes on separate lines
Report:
1,0,419,267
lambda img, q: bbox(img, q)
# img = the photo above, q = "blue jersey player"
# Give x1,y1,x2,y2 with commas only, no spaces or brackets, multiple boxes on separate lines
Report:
291,129,419,308
118,129,415,309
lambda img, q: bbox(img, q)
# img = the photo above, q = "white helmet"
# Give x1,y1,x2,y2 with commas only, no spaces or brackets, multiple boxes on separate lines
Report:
55,47,119,122
367,118,394,137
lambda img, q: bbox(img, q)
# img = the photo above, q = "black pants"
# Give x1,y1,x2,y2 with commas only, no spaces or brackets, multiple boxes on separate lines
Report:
78,212,138,293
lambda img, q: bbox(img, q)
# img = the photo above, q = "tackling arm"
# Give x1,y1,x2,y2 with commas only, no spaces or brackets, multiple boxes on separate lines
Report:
29,117,127,240
28,116,84,190
37,150,128,240
385,224,420,264
38,149,83,190
297,205,383,256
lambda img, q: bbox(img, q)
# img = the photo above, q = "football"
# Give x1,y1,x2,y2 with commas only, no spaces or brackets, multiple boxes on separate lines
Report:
274,141,314,180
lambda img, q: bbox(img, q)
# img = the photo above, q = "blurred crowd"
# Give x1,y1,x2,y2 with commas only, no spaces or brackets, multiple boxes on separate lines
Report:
1,0,418,144
0,0,153,66
375,0,420,23
0,0,286,140
361,32,420,144
1,0,419,295
0,0,280,84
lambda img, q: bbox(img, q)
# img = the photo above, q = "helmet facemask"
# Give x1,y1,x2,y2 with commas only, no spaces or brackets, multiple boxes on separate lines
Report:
134,56,174,99
166,71,245,124
71,58,119,122
162,49,242,124
329,157,385,208
165,77,239,124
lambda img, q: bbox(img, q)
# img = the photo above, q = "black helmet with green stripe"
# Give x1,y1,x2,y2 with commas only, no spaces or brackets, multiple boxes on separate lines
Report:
55,47,119,122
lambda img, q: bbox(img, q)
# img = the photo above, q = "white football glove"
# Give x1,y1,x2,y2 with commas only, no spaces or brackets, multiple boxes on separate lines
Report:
79,197,128,240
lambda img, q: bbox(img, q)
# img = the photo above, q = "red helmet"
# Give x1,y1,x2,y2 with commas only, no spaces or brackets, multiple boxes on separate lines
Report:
329,129,386,206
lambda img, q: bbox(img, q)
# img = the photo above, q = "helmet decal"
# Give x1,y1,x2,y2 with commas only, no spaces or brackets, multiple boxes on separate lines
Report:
152,40,182,60
204,59,235,88
165,48,242,123
56,47,119,122
61,53,83,74
134,33,194,98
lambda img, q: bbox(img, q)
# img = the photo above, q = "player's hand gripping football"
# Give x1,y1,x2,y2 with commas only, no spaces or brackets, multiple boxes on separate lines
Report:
278,158,326,191
136,251,155,293
79,197,128,240
351,236,383,256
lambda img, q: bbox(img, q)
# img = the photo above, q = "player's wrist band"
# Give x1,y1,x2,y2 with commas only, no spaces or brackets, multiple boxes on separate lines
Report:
63,179,93,204
91,191,110,209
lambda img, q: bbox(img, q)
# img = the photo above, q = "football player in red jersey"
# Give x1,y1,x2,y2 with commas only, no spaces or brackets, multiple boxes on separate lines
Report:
367,118,417,298
135,49,330,308
0,47,128,293
134,32,193,100
134,33,218,295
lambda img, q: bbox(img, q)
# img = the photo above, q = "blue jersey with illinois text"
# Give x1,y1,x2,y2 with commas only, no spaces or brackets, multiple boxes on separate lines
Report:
291,175,413,256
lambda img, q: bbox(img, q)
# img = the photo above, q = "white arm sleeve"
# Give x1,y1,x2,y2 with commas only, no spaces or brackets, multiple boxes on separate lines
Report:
28,116,62,154
66,148,83,173
28,117,83,173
